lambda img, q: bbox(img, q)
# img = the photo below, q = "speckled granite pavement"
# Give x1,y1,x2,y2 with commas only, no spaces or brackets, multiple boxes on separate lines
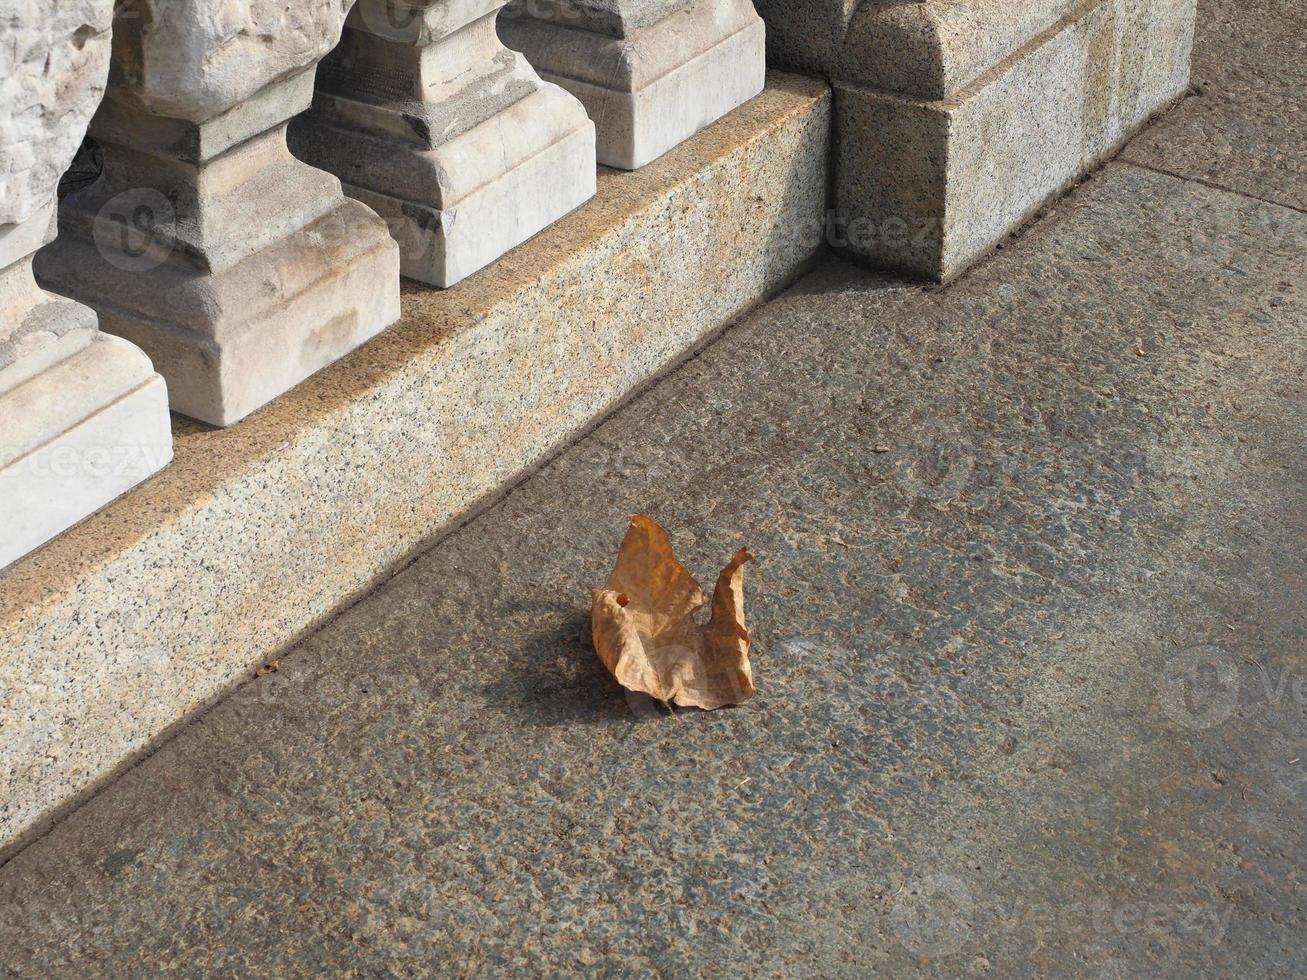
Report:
2,157,1304,975
1122,0,1307,212
3,13,1307,979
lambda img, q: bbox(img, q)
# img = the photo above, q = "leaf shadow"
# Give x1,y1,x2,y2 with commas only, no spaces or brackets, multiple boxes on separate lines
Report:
478,606,644,730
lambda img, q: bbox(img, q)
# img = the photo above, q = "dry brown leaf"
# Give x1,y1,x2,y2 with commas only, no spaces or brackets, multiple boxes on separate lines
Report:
590,515,755,710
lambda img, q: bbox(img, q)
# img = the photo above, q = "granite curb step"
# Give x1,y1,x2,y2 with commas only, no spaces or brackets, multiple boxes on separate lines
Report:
0,73,831,861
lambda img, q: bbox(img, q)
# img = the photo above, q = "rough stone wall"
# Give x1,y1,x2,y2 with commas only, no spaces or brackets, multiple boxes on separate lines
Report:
749,0,855,78
108,0,354,122
0,0,113,227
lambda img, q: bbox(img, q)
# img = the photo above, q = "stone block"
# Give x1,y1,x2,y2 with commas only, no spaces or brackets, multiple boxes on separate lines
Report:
500,0,766,169
35,0,401,427
835,0,1083,99
755,0,1197,280
0,332,172,571
289,0,597,288
39,192,401,426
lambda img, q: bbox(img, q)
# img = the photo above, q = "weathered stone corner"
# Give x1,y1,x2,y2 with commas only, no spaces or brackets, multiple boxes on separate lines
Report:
755,0,1198,281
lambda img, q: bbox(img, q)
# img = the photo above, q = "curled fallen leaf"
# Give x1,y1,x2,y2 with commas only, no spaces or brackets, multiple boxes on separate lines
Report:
590,515,755,710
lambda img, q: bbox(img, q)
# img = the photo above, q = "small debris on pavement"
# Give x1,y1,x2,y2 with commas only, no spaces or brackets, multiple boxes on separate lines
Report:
590,515,755,710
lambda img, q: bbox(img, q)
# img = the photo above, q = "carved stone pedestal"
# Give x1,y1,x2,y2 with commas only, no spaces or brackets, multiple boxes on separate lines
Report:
1,2,171,571
499,0,766,169
289,0,596,288
35,2,401,427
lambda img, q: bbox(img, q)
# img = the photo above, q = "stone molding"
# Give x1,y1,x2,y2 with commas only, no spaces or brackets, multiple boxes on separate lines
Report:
499,0,767,168
289,0,597,288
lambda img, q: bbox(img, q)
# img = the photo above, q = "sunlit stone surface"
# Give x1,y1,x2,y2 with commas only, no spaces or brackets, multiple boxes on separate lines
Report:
34,0,401,426
499,0,766,169
0,0,171,571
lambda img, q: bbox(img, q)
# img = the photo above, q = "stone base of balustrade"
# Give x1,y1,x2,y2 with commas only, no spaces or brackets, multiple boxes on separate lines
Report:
751,0,1197,282
35,198,401,428
2,202,173,573
500,0,767,170
834,0,1196,282
291,85,597,289
0,332,172,571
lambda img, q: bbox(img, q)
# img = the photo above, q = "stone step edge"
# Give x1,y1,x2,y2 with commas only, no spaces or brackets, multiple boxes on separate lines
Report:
0,72,831,861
